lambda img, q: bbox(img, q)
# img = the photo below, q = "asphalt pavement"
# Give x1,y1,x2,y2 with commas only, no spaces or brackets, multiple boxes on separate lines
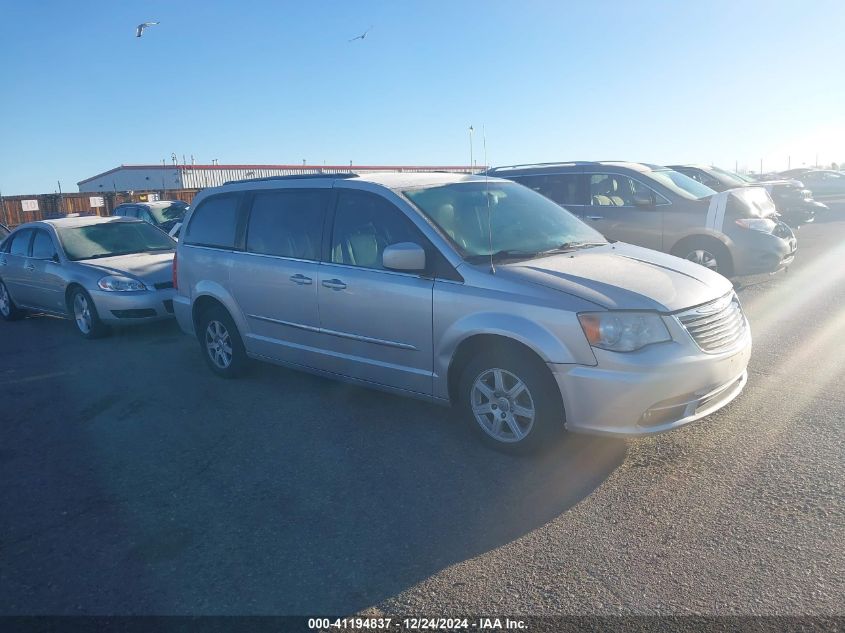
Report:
1,211,843,616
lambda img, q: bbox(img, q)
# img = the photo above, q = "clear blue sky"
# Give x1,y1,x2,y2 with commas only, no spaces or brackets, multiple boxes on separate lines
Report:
1,0,843,194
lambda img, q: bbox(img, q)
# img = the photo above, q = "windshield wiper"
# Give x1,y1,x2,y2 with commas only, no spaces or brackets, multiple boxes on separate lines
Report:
535,241,607,256
468,249,540,263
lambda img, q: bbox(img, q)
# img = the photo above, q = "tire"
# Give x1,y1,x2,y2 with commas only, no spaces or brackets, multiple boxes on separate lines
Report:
196,304,247,378
673,238,734,278
458,348,565,454
0,279,23,321
68,287,109,339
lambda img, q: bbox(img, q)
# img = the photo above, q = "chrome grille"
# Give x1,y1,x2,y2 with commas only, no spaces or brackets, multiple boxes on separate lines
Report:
677,294,747,353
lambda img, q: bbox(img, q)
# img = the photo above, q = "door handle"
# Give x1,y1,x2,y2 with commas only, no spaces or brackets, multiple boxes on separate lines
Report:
586,215,604,220
321,278,347,291
24,263,35,272
289,274,312,285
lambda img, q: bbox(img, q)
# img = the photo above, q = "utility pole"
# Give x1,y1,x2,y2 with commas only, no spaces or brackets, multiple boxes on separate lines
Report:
468,125,475,173
57,180,63,215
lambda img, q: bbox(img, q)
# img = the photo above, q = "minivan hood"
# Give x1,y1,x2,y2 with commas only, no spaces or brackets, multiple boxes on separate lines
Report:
78,251,175,285
497,243,733,312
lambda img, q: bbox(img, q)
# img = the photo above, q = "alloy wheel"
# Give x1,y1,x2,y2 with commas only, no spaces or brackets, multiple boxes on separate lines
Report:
470,368,536,443
0,283,9,317
73,293,92,334
685,249,719,271
205,320,233,369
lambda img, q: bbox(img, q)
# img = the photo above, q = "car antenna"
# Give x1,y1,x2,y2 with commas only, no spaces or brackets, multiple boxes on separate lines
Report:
484,125,495,274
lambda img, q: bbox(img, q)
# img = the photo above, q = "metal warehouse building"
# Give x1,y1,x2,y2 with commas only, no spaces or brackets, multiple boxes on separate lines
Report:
77,164,479,193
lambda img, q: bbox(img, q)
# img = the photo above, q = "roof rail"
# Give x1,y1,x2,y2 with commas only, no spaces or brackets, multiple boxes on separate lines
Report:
486,161,582,172
223,172,359,185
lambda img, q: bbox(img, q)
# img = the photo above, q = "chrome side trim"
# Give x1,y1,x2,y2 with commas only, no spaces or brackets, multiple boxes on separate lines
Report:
320,326,418,350
247,313,320,333
246,313,417,351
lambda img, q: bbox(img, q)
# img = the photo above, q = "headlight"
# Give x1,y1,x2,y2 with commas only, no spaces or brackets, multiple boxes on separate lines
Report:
97,275,147,292
735,218,776,233
578,312,671,352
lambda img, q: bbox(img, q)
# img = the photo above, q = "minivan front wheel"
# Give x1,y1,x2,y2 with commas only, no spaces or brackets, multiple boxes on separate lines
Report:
197,305,247,378
674,238,733,277
458,350,564,454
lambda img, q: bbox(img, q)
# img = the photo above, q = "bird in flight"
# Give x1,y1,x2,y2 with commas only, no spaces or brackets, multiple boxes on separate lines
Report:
348,26,373,42
136,21,160,38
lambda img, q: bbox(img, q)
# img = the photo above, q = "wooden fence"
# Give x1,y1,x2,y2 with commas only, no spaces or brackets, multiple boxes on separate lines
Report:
0,190,200,228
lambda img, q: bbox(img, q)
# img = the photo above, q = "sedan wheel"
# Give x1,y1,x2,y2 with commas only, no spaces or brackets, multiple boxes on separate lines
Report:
69,288,107,338
0,282,10,317
73,293,93,334
470,368,536,443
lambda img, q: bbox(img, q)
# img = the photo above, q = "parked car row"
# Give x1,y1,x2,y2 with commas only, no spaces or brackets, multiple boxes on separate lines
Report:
485,161,797,277
667,164,828,226
2,171,757,453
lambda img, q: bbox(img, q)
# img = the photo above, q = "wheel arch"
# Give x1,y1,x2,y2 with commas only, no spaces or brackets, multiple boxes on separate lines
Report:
446,333,561,408
669,233,735,277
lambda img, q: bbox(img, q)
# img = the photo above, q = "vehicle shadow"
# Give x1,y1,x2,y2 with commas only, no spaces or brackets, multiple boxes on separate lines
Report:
0,315,626,615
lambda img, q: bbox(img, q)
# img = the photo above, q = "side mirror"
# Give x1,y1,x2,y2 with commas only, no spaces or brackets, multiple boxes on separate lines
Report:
383,242,426,272
51,253,60,263
633,191,654,208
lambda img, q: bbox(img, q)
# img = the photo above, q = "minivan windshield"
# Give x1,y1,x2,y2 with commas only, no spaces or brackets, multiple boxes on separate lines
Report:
57,221,175,261
707,166,750,188
649,169,717,201
404,181,607,262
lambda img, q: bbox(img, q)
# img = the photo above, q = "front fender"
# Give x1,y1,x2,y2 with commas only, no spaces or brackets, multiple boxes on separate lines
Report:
434,310,596,400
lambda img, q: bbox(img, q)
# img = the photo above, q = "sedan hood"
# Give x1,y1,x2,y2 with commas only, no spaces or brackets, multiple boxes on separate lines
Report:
497,243,733,312
79,251,175,286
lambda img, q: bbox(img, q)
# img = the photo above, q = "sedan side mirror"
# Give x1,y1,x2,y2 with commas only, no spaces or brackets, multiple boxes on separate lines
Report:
383,242,426,272
51,253,61,264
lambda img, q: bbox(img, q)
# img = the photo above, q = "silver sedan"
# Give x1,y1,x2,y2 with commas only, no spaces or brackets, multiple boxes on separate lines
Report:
0,216,176,338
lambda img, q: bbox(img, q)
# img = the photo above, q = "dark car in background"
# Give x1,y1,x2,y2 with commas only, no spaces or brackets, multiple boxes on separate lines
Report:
113,200,189,234
0,223,9,238
793,170,845,199
669,164,826,226
486,161,797,277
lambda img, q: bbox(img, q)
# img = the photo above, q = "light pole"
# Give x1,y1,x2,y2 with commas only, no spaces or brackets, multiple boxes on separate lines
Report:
468,125,475,173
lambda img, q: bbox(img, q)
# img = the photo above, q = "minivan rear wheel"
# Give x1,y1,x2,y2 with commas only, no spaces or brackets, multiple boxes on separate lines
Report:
197,305,247,378
674,238,733,277
458,350,564,454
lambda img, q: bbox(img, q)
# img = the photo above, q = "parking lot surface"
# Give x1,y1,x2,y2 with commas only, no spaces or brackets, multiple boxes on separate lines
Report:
2,213,844,616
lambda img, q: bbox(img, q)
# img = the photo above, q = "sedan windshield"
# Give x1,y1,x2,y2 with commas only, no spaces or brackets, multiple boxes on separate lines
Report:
404,181,606,261
57,221,175,261
649,169,716,200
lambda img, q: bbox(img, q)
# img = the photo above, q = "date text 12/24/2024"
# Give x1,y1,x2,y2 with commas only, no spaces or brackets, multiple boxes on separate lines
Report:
308,617,528,630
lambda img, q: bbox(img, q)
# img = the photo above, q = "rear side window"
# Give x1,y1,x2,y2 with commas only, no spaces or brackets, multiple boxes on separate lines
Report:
9,229,33,256
184,194,243,249
246,190,328,261
513,174,586,206
31,230,56,259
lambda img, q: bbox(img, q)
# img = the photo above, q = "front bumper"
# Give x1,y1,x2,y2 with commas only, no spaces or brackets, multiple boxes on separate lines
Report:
551,326,751,435
91,288,175,324
728,224,797,276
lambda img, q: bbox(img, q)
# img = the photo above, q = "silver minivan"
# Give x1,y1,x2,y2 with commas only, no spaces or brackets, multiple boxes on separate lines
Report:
173,173,751,452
